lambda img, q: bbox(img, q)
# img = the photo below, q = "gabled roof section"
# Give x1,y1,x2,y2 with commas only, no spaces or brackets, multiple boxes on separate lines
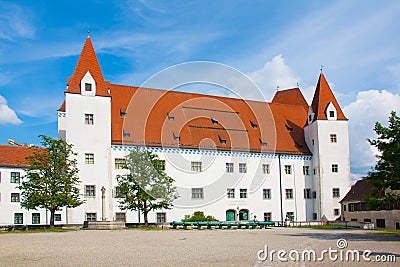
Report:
58,100,66,112
310,73,347,121
0,145,46,168
340,179,373,203
272,88,309,111
65,37,109,97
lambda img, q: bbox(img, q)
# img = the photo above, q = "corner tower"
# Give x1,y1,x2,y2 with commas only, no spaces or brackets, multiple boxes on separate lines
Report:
60,37,112,223
304,73,351,221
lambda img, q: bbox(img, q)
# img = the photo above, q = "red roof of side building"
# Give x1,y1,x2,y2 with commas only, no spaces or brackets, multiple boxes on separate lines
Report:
0,145,45,168
65,37,110,97
340,180,374,203
271,88,309,111
310,73,347,121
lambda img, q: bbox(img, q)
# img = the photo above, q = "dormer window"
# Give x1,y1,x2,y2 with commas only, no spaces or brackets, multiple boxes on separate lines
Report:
167,113,174,121
329,111,335,118
211,118,218,125
123,132,130,138
85,83,92,91
259,139,267,147
120,108,127,118
250,121,258,129
285,124,293,132
219,136,226,145
326,102,337,120
173,133,180,141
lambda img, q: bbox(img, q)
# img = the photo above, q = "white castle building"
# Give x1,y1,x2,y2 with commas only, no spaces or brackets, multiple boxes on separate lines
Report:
0,36,351,226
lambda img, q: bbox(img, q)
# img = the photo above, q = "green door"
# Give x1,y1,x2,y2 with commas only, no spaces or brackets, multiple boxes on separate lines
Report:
239,210,248,220
226,210,235,221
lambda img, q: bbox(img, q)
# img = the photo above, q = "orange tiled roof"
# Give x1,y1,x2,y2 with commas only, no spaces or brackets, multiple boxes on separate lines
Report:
109,84,310,155
310,74,347,121
271,88,309,111
0,145,44,168
58,100,66,112
65,37,109,97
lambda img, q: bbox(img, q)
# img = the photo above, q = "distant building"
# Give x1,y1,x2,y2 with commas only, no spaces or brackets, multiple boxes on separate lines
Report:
340,179,400,229
0,145,66,226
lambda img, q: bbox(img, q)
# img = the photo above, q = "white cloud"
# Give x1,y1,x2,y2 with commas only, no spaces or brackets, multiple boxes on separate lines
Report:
249,55,299,101
0,95,22,124
0,2,35,41
344,90,400,176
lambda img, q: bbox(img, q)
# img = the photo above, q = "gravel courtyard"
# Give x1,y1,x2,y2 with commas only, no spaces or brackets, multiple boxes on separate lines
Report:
0,227,399,266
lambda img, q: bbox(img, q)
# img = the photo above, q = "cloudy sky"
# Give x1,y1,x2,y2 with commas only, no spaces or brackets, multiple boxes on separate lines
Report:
0,0,399,181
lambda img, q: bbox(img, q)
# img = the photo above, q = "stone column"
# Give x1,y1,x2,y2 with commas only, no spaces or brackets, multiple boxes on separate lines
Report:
101,186,106,221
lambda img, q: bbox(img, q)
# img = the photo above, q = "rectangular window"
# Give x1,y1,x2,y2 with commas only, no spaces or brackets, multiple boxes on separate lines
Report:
330,134,337,143
349,203,355,212
264,212,272,222
115,212,126,222
329,111,335,117
55,214,62,221
284,165,292,175
312,191,317,199
10,172,20,183
334,209,340,216
84,113,94,125
376,219,386,228
14,213,23,224
343,204,346,211
240,189,247,199
85,185,96,197
86,213,97,222
286,212,294,221
85,153,94,164
11,193,20,202
115,158,126,169
32,213,40,224
303,188,311,199
313,213,318,220
303,166,310,175
156,212,166,223
226,163,234,173
262,164,270,174
159,160,166,171
85,83,92,91
285,189,293,199
263,189,271,199
332,188,340,198
313,168,317,175
191,162,202,172
227,188,235,198
331,164,338,173
113,186,121,198
191,188,203,199
239,163,247,173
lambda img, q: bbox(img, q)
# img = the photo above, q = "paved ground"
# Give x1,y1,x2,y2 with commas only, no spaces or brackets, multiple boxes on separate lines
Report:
0,227,399,266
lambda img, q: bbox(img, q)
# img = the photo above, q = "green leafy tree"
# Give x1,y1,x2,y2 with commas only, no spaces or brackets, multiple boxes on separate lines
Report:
117,147,178,226
182,211,218,222
19,135,84,227
365,111,400,209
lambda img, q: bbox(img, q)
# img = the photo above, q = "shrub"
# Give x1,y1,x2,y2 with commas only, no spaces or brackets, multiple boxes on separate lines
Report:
182,211,218,222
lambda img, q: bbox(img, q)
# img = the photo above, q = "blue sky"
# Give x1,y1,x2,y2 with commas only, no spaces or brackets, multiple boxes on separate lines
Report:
0,0,399,180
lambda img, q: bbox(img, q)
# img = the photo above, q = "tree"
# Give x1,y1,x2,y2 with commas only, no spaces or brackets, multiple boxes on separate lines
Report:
182,211,218,222
117,147,178,226
19,135,84,227
365,111,400,209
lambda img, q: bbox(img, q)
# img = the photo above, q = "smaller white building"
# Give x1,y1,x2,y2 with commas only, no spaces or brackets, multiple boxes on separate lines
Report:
0,145,67,226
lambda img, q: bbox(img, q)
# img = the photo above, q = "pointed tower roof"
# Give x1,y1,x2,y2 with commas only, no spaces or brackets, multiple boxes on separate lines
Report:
310,73,347,121
65,37,109,96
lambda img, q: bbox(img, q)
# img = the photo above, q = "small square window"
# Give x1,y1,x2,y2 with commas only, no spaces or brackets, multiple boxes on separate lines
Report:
227,188,235,198
262,164,270,174
32,213,40,224
86,212,97,222
332,164,338,173
303,166,310,175
334,209,340,216
240,189,247,198
167,113,174,121
115,158,126,169
11,193,20,202
123,132,131,138
156,212,166,223
211,118,218,125
239,163,247,173
313,168,317,175
250,121,258,129
115,212,126,222
85,83,92,91
226,163,234,173
263,189,271,199
113,186,121,198
329,111,335,117
330,134,337,143
332,188,340,198
286,212,294,221
264,212,271,222
191,162,202,172
219,136,227,145
85,113,94,125
10,172,20,183
284,165,292,175
285,189,293,199
312,191,317,199
14,213,23,224
55,214,62,221
173,133,180,141
85,153,94,164
192,188,203,199
304,188,311,199
313,213,318,220
85,185,96,197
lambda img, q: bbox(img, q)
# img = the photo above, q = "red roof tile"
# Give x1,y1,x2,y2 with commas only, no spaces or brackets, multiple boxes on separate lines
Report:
0,145,45,168
272,88,309,111
65,37,109,97
310,74,347,121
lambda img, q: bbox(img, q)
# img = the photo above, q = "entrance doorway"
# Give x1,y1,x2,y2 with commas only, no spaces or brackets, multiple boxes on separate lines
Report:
239,209,249,221
226,210,236,221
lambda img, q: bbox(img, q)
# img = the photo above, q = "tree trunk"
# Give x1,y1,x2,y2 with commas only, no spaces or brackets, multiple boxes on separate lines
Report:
143,201,149,227
49,209,55,228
